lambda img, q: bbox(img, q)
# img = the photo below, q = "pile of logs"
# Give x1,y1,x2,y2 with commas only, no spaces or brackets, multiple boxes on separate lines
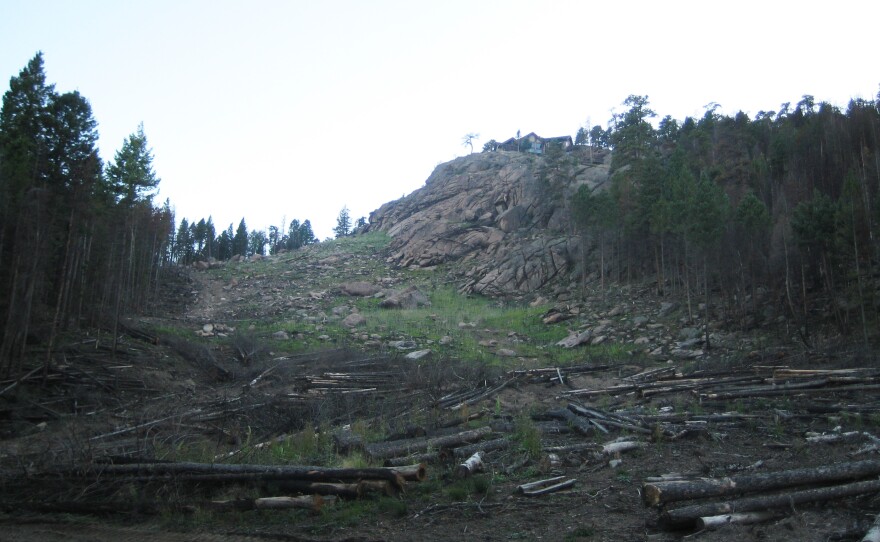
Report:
562,365,880,403
643,459,880,532
435,363,611,410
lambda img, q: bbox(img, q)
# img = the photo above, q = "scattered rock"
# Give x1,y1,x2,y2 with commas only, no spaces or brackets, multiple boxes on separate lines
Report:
340,281,381,297
496,349,517,357
342,313,366,328
272,330,290,340
530,296,548,307
405,349,432,360
389,340,417,350
679,327,701,340
556,329,592,348
659,302,679,317
378,286,430,309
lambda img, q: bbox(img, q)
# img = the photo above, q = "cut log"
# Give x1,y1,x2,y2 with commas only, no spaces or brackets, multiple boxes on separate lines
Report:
516,476,566,492
516,476,577,496
210,494,331,512
85,461,407,491
703,383,880,400
386,463,427,482
454,437,510,459
455,452,484,478
545,408,592,436
365,425,492,460
643,459,880,507
805,431,864,443
272,480,395,498
383,451,440,467
600,440,647,455
661,478,880,528
696,511,782,531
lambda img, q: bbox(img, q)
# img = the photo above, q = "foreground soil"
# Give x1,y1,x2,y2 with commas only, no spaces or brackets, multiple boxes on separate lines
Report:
1,240,878,541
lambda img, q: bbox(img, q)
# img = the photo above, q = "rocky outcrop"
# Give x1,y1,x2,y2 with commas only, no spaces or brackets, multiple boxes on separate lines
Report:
369,147,610,296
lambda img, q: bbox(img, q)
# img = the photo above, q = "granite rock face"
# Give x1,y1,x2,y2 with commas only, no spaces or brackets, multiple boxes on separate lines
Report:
369,148,610,296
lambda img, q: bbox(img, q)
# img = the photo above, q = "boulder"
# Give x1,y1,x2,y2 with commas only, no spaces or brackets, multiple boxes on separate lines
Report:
378,286,430,309
340,281,381,297
556,329,592,348
405,349,432,361
342,313,366,328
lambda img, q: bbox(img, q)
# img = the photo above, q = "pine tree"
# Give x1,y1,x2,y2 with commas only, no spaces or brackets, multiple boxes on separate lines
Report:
233,218,248,256
106,123,159,207
333,207,351,238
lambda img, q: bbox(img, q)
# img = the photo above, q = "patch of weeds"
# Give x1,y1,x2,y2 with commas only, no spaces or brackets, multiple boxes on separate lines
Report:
377,496,408,518
317,500,374,529
564,525,596,540
514,414,542,459
842,411,864,430
444,474,491,501
615,469,632,483
339,452,372,469
445,481,469,501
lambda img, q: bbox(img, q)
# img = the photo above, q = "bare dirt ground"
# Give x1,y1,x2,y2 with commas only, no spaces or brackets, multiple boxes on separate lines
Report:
2,243,879,541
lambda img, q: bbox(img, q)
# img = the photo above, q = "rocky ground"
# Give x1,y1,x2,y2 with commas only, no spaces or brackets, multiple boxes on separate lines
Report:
1,233,879,541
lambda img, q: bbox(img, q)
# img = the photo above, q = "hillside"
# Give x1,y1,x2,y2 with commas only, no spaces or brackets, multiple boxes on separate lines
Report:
1,231,879,541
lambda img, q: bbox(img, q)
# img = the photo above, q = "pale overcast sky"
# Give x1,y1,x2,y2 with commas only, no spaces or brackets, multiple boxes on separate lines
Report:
2,0,878,239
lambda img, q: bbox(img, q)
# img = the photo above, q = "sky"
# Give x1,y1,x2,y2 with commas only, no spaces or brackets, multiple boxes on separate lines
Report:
2,0,878,240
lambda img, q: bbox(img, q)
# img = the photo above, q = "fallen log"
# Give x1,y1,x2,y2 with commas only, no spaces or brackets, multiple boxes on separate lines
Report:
455,452,484,478
210,494,332,512
660,478,880,529
383,451,441,467
545,408,592,436
805,431,865,444
269,480,393,498
643,459,880,507
599,440,647,456
365,425,492,460
696,511,782,531
454,437,510,459
703,383,880,400
386,463,427,482
83,461,406,491
516,476,577,496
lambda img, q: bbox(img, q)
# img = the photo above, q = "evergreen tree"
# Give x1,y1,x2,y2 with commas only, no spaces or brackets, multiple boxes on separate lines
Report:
248,229,267,256
300,219,316,245
204,216,216,260
333,206,351,238
106,123,159,207
233,218,248,256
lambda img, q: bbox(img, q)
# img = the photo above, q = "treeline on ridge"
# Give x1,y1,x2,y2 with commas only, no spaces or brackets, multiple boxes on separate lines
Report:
563,93,880,342
0,53,316,374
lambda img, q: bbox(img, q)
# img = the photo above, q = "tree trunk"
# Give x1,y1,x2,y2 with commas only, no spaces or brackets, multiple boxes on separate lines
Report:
643,459,880,507
455,452,484,478
696,511,782,531
660,478,880,528
365,426,492,461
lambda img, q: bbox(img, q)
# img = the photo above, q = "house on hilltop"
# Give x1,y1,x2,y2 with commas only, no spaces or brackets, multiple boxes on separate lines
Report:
492,132,573,154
